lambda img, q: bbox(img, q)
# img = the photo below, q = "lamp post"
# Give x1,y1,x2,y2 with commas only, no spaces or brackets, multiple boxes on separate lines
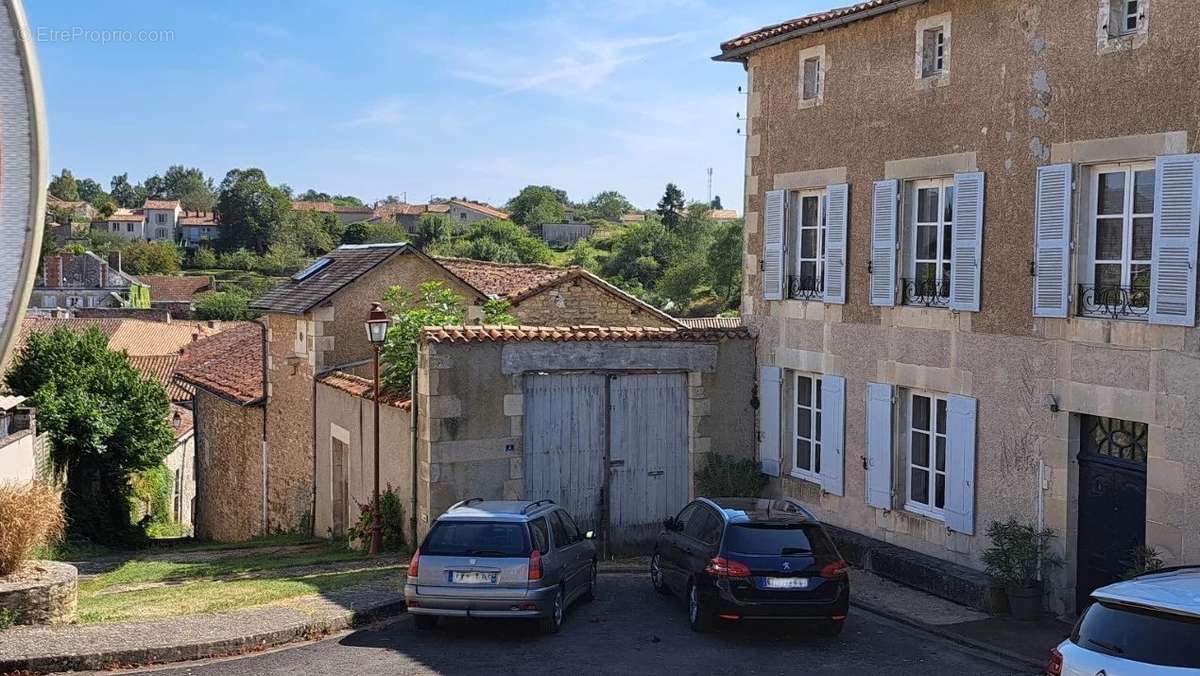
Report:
365,302,391,555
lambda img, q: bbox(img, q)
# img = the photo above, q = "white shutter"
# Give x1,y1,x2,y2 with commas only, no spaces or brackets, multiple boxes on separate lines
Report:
823,184,849,304
762,190,787,301
1149,154,1200,326
865,382,894,510
950,172,984,312
819,375,845,496
945,394,977,535
758,367,782,477
1033,164,1073,318
871,180,899,306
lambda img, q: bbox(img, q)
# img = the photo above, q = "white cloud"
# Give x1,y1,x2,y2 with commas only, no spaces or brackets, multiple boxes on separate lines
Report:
346,98,406,127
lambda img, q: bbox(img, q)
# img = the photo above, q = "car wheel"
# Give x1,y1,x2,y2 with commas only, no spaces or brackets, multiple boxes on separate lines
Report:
650,552,668,595
413,614,438,631
687,579,713,632
815,619,845,637
539,586,564,634
581,562,598,603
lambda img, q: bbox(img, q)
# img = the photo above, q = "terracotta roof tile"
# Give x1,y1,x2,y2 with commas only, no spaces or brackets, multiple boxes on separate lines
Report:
678,316,744,330
140,275,215,303
436,257,570,300
316,371,412,410
106,320,224,357
175,322,263,404
142,200,180,210
420,324,753,344
99,210,145,222
291,200,336,213
129,354,194,401
179,212,217,226
448,199,510,220
717,0,910,59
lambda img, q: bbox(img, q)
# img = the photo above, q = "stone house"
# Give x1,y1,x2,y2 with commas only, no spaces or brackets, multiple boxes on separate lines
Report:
139,275,216,318
94,209,148,240
445,199,509,226
718,0,1200,615
179,212,219,250
32,251,149,309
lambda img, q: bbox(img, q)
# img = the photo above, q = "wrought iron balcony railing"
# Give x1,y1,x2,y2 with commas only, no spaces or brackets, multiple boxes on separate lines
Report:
1077,284,1150,321
900,277,951,308
788,275,823,300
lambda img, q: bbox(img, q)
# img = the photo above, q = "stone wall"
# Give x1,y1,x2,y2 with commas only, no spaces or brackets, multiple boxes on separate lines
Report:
263,312,316,534
194,389,264,541
0,561,78,625
163,433,196,532
512,278,678,328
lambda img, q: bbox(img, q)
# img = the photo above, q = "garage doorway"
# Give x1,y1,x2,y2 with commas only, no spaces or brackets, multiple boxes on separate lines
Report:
523,372,690,555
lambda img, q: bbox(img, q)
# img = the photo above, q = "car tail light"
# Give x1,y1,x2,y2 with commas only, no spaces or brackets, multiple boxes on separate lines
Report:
1045,646,1062,676
408,549,420,578
528,549,543,581
704,556,751,578
821,560,849,580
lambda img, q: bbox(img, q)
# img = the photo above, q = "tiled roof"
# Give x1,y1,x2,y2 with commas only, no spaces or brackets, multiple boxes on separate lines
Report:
15,318,123,349
179,212,217,226
334,205,374,213
710,209,739,220
420,324,753,344
619,213,645,222
140,275,215,303
292,200,336,213
678,316,744,329
427,203,451,213
175,322,263,405
448,199,509,220
106,320,224,357
436,257,569,300
250,243,411,314
101,210,145,222
373,202,425,218
316,371,412,410
716,0,911,59
129,354,194,402
143,200,180,210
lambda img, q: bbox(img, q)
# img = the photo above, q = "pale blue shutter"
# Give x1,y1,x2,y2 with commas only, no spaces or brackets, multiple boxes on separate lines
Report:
819,375,845,496
950,172,984,312
871,180,898,306
1149,154,1200,326
1033,164,1073,318
945,394,977,535
823,184,849,304
865,382,894,510
762,190,787,301
758,367,782,476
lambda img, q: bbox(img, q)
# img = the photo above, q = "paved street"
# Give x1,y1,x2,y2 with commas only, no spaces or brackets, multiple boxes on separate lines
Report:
125,574,1030,676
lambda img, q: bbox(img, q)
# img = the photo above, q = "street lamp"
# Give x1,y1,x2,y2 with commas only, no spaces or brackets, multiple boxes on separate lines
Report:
365,302,391,555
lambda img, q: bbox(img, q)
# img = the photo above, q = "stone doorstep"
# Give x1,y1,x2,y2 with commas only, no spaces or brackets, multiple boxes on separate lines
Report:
825,524,1006,614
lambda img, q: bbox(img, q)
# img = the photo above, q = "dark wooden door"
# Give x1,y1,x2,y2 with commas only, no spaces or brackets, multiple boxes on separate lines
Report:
1076,415,1147,611
332,438,349,537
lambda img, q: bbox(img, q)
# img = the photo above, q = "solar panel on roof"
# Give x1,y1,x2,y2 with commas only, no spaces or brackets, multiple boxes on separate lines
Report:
291,257,332,281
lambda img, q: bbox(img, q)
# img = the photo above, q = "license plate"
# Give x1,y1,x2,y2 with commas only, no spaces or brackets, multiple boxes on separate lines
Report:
764,577,808,589
451,571,497,585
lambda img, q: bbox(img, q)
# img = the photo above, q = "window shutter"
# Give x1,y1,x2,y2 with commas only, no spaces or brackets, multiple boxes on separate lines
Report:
823,183,849,304
762,190,787,301
758,367,782,477
871,180,898,306
865,382,894,510
950,172,984,312
1033,164,1073,318
1149,154,1200,326
819,375,845,496
945,394,977,535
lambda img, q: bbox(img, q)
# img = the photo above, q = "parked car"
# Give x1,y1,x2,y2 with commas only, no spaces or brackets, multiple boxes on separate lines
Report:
1047,566,1200,675
650,497,850,634
404,498,598,634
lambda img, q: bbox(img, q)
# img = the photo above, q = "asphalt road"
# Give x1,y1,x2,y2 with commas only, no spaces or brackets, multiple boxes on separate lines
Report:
127,574,1030,676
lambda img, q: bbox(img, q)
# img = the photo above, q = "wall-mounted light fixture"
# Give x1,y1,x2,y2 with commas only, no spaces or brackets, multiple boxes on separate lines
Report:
1045,393,1060,413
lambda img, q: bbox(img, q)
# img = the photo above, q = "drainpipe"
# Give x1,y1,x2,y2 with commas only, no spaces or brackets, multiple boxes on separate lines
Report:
311,361,319,538
409,347,419,546
1036,458,1046,583
256,318,270,536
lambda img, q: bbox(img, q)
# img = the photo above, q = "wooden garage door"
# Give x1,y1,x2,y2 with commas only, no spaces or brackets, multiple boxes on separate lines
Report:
523,373,606,532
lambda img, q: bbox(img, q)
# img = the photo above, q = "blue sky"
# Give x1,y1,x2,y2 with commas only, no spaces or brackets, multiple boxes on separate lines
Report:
26,1,827,211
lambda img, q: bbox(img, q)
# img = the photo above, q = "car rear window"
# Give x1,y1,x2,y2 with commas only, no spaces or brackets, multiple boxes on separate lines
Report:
722,523,837,557
1072,600,1200,668
421,520,530,557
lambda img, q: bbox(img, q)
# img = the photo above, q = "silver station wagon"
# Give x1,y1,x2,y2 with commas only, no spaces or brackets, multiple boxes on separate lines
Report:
404,499,598,634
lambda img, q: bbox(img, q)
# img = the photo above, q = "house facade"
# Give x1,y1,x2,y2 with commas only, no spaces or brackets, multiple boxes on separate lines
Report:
719,0,1199,615
179,212,218,250
92,199,184,243
33,251,149,309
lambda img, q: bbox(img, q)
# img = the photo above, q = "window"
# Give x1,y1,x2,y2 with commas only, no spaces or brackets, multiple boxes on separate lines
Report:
459,212,467,220
792,373,822,481
548,511,573,548
1107,0,1143,37
684,507,721,546
294,322,308,354
915,14,951,86
420,520,530,556
558,510,583,541
906,392,947,519
1121,0,1139,33
801,57,821,101
1081,162,1155,319
156,213,166,223
788,190,826,299
904,178,954,306
528,517,551,554
111,223,119,232
922,27,946,77
42,296,57,308
126,223,135,233
797,45,825,108
67,296,82,307
156,227,168,239
1072,600,1200,669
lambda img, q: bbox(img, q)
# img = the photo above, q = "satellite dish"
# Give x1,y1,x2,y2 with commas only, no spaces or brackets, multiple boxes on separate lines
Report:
0,0,47,372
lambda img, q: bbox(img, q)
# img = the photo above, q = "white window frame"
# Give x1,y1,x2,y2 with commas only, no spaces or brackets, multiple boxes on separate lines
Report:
1085,161,1155,313
904,390,947,521
790,372,822,483
1119,0,1139,34
914,13,951,88
790,188,826,295
905,177,954,304
1098,0,1148,52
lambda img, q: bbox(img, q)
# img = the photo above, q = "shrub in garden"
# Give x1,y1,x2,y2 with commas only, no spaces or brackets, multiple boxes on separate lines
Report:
0,482,65,576
348,485,406,551
695,454,768,498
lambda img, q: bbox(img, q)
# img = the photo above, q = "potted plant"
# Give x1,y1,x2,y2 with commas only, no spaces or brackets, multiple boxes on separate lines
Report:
981,519,1061,620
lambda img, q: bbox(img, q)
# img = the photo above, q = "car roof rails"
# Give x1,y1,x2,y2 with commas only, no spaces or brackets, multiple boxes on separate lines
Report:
521,499,556,514
1132,564,1200,579
449,497,484,511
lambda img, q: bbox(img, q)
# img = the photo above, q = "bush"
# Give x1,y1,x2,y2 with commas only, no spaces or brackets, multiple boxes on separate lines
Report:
122,240,183,275
191,246,218,270
981,519,1061,588
695,454,768,498
130,463,172,525
218,248,258,271
0,482,66,576
348,485,406,551
194,291,251,321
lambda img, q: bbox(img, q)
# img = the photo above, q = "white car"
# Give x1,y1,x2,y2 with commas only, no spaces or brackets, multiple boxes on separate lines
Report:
1048,567,1200,675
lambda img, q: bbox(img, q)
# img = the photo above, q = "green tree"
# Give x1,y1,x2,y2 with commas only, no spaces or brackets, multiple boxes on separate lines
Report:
217,248,259,271
110,173,140,208
276,209,337,255
505,185,567,227
163,165,216,212
121,241,183,275
5,328,174,544
215,168,292,254
658,253,709,310
255,242,308,275
711,195,723,210
431,218,552,264
192,246,218,269
76,178,107,205
586,190,635,222
601,219,680,289
137,174,167,203
413,212,450,250
707,220,743,307
194,291,252,320
49,168,80,201
656,183,685,231
91,194,118,219
677,201,716,243
85,228,128,254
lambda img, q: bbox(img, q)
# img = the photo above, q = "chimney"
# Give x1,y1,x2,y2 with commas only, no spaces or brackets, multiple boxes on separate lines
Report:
107,250,122,272
99,261,108,288
43,254,62,288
